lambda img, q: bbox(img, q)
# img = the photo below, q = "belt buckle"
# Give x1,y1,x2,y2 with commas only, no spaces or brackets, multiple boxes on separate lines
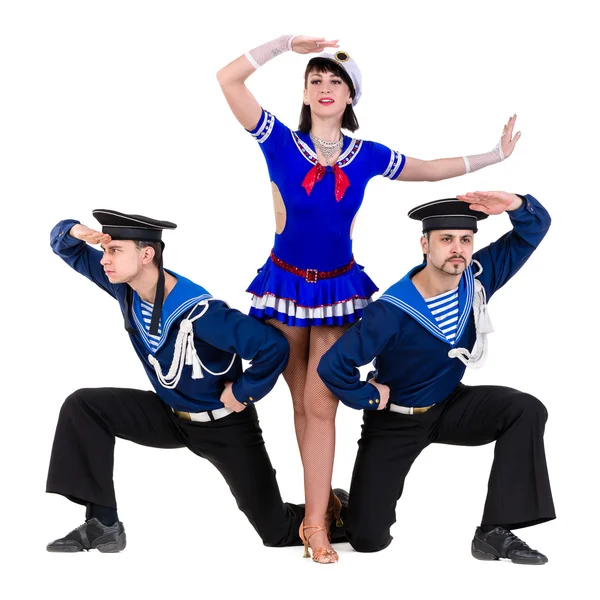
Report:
305,268,318,283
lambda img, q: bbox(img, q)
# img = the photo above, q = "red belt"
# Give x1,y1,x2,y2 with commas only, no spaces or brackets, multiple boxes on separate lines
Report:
270,251,355,284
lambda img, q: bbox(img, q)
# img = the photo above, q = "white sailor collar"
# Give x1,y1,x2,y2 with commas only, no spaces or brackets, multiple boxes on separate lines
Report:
380,263,475,346
291,130,363,168
131,269,212,354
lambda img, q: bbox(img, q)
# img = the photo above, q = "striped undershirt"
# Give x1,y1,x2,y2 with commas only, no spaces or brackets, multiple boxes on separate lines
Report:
138,299,162,352
425,287,459,342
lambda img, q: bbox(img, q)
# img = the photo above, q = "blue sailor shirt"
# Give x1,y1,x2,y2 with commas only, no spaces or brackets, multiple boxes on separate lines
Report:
317,194,551,410
51,220,289,412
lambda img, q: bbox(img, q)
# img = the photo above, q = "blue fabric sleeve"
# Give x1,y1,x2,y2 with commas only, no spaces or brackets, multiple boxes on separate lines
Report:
473,194,551,298
246,108,291,166
363,140,406,180
50,219,120,299
193,300,290,405
317,301,399,410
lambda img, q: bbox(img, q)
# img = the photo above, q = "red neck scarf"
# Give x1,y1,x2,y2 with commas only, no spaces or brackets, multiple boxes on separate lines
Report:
301,163,350,202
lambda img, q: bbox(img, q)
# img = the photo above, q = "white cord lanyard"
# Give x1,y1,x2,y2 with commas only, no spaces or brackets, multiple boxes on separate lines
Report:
447,260,494,369
148,299,237,389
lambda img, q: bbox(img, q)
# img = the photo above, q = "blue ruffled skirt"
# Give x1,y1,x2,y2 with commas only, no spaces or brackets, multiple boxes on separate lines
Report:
247,256,378,327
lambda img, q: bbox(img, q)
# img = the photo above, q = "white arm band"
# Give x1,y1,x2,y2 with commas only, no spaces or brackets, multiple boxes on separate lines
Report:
463,140,505,174
245,35,296,69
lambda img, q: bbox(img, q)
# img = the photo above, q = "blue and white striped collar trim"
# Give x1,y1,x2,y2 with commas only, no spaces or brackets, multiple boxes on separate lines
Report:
129,270,212,354
380,264,475,346
133,294,212,354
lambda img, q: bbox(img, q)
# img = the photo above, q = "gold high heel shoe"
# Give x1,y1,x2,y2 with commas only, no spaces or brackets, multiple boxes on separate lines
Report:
325,491,344,534
299,521,339,564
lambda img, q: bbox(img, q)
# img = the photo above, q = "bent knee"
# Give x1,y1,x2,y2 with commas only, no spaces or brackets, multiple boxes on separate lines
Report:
348,530,393,553
260,528,297,548
303,393,338,421
348,521,393,553
60,388,96,415
262,537,289,548
514,392,548,424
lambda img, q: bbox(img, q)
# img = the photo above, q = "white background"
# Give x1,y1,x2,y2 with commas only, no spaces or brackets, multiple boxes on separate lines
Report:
1,1,598,598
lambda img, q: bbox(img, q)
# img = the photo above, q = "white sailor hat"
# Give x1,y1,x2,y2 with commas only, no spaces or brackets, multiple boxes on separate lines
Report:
408,198,489,233
307,51,362,106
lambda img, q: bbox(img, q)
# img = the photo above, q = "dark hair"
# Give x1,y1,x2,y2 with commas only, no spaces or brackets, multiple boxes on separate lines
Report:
137,240,162,268
423,231,430,263
298,60,359,133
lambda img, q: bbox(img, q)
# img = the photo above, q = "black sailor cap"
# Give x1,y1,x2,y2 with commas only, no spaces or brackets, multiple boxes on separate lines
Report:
408,198,488,233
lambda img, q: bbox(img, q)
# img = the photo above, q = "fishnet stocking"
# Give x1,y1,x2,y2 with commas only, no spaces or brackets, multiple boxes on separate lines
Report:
302,324,351,553
267,320,351,556
267,319,310,450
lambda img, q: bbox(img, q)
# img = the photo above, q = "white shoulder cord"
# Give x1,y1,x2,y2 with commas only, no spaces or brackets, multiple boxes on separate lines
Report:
148,299,237,389
447,260,494,369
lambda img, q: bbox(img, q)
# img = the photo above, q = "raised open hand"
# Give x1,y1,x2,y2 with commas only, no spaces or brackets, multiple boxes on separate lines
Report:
456,191,523,215
291,36,340,55
500,114,521,159
69,224,112,245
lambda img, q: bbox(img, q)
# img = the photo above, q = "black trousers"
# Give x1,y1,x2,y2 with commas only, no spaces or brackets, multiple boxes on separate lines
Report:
346,383,556,553
46,388,303,547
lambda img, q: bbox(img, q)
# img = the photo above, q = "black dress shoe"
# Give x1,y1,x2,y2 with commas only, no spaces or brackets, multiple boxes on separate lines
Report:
471,526,547,565
47,518,126,553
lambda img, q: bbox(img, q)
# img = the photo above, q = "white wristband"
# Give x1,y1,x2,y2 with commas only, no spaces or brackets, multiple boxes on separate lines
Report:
463,140,505,174
246,35,296,69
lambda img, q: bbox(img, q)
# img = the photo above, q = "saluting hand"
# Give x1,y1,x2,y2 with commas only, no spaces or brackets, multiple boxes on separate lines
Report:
69,224,112,245
500,114,521,159
220,381,246,413
368,379,390,411
291,36,340,55
457,191,523,215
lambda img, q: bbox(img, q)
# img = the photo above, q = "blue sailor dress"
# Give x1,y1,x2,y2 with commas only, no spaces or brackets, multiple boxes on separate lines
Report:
246,109,406,327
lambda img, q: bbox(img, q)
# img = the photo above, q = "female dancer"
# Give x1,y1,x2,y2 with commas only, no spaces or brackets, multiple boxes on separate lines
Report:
217,35,520,563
